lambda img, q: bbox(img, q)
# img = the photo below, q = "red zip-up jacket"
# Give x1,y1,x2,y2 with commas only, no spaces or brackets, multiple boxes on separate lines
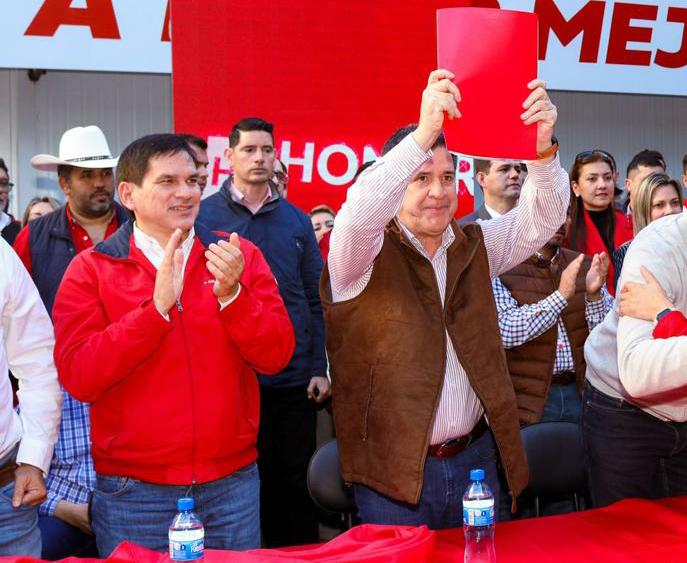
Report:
53,222,295,485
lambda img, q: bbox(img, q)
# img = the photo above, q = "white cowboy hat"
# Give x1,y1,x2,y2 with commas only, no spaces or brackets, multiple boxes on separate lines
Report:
31,126,119,172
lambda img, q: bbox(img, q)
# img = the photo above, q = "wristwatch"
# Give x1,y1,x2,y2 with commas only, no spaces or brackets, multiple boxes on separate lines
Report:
655,308,675,324
536,135,559,160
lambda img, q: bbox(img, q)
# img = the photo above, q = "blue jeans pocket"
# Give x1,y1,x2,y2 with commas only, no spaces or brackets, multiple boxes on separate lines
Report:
95,476,137,497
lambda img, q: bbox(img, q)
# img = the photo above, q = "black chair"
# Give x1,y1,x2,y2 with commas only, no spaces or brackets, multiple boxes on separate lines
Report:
307,439,356,528
520,421,587,516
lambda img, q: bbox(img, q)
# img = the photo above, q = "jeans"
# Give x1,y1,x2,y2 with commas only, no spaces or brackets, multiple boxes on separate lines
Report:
0,447,41,557
541,382,581,423
258,385,319,547
92,463,260,557
39,513,98,559
582,382,687,508
354,430,499,530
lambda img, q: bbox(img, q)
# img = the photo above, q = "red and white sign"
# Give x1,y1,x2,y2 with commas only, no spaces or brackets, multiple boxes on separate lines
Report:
1,1,685,94
0,0,171,73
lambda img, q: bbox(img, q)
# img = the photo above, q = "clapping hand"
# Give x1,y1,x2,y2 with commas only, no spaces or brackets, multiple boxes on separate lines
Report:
206,233,244,303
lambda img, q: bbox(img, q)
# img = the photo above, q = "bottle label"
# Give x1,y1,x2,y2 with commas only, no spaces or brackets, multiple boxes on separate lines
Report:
463,498,494,527
169,529,204,561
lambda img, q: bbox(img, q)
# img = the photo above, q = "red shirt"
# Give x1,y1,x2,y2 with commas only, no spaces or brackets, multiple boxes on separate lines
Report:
13,206,120,275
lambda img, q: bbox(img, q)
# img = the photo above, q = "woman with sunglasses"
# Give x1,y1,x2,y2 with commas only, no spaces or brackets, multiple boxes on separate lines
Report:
567,150,633,294
612,172,683,288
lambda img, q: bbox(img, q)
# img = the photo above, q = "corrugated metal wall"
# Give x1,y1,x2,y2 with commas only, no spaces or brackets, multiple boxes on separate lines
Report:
554,90,686,182
0,69,685,219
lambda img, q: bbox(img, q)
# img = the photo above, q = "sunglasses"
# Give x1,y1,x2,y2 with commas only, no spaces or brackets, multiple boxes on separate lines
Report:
574,149,617,172
0,180,14,190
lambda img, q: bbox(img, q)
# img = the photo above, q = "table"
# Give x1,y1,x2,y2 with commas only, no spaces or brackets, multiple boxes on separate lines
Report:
4,497,687,562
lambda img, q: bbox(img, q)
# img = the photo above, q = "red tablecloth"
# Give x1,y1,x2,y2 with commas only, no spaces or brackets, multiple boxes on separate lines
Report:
4,497,687,562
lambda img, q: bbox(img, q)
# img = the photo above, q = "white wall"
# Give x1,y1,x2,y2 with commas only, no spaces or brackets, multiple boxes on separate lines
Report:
554,90,687,186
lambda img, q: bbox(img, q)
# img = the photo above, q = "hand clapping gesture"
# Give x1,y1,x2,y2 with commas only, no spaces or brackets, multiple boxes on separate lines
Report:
205,233,244,303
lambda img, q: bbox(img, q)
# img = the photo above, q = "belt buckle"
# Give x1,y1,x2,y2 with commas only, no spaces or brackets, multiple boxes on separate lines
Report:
436,438,459,458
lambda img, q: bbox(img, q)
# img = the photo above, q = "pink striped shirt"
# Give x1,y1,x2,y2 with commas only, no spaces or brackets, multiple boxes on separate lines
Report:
328,133,570,444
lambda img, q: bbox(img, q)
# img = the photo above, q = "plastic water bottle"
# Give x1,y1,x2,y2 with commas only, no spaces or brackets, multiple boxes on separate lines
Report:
463,468,496,563
169,497,205,561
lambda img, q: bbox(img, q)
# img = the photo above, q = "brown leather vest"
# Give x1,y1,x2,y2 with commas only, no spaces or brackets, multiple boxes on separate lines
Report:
320,220,528,505
499,248,590,424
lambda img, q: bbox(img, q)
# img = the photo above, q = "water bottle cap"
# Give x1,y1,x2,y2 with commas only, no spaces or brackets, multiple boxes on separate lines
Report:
177,497,195,512
470,468,485,481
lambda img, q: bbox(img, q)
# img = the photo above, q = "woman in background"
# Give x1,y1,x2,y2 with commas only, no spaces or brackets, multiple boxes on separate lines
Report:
22,196,60,226
567,150,633,294
613,173,683,288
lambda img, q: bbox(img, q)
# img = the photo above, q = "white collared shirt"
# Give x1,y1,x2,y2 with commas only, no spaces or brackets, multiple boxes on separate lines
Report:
228,182,275,215
483,203,503,219
133,223,196,276
0,212,11,231
0,238,62,473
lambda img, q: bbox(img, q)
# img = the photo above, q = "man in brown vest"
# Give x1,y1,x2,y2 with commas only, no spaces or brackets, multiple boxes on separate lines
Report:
320,69,570,528
494,210,612,426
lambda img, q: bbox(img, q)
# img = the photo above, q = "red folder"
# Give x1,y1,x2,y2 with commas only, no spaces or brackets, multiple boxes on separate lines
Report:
437,8,539,160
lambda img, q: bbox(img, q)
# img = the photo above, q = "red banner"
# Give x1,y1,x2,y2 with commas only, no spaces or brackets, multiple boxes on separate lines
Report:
171,0,500,214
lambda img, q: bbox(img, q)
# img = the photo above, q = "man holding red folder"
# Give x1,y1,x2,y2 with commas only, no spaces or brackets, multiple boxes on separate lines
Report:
320,69,569,528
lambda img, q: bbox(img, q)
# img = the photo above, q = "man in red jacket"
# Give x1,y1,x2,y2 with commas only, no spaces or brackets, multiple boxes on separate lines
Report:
52,134,295,556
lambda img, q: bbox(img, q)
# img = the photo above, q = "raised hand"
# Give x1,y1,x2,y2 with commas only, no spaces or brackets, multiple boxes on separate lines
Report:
619,266,674,321
586,252,609,300
412,69,462,152
206,232,244,303
558,254,584,301
153,228,185,316
521,79,558,157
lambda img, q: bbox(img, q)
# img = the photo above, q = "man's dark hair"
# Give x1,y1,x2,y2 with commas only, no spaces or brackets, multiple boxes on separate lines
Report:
117,134,198,186
228,117,274,148
56,165,74,182
626,149,666,178
682,153,687,175
0,158,8,175
178,134,208,151
353,160,375,182
381,124,456,167
473,159,493,175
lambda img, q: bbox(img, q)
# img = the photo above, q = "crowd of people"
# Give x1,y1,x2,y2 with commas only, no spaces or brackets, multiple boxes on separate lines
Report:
1,67,686,558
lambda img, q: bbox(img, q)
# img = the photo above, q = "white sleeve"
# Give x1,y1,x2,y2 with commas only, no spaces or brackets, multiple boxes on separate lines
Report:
2,241,62,473
616,230,687,398
328,133,430,298
481,154,570,278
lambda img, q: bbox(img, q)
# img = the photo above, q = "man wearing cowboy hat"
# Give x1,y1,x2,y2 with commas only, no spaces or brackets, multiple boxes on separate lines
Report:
13,125,129,559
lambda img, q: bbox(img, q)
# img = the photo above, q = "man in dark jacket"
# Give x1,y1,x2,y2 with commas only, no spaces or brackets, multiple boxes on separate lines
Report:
199,117,328,548
13,125,127,560
458,159,524,225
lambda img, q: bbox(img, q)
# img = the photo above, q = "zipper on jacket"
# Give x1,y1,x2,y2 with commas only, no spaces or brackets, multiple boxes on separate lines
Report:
176,299,197,484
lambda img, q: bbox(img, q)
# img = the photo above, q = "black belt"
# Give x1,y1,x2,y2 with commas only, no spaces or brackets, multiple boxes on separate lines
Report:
551,371,576,385
427,417,488,458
